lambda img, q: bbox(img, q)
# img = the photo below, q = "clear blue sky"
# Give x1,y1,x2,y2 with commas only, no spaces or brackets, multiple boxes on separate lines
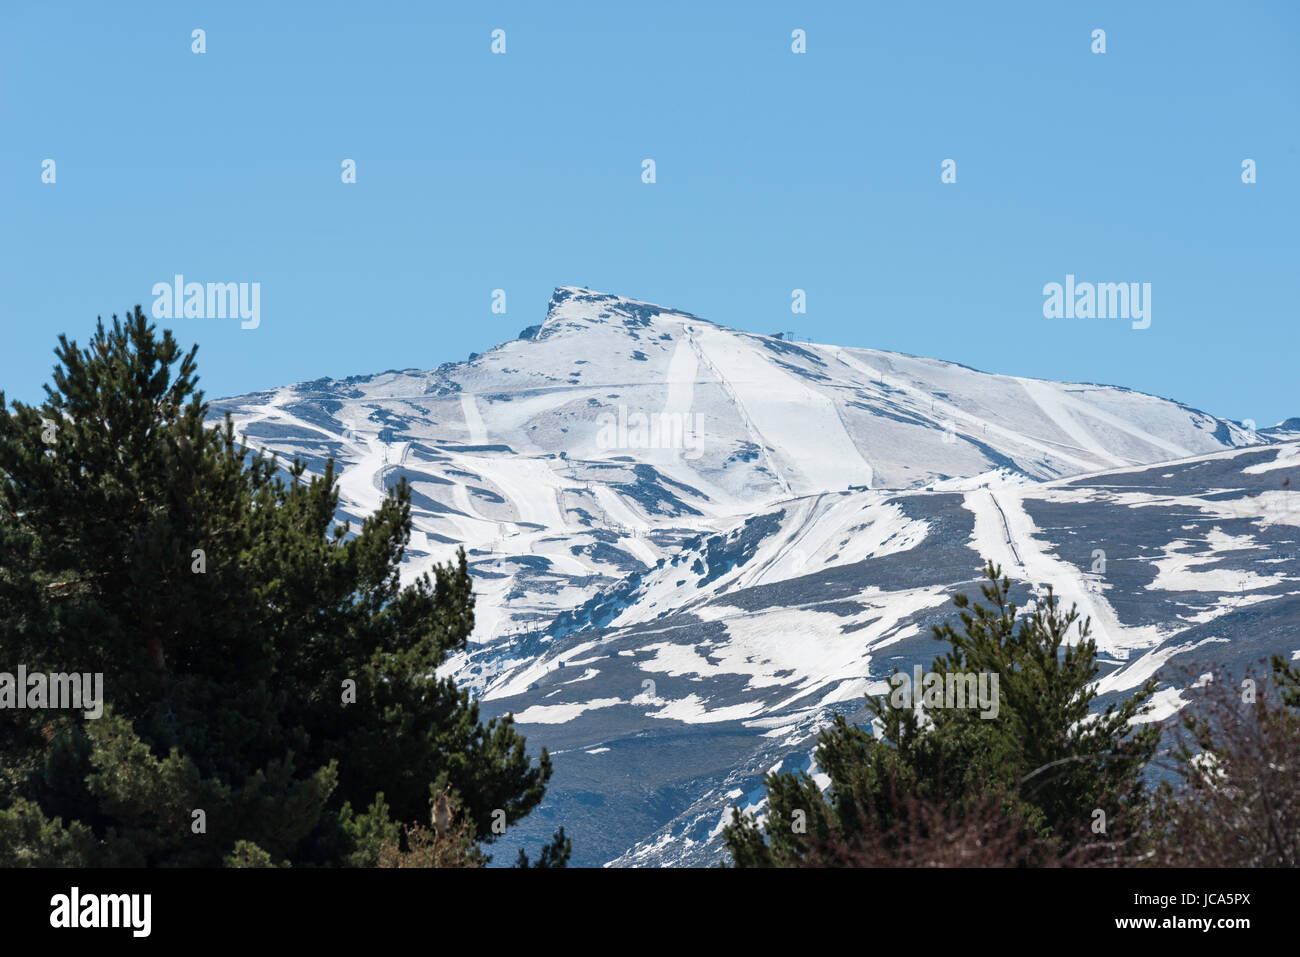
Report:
2,1,1296,425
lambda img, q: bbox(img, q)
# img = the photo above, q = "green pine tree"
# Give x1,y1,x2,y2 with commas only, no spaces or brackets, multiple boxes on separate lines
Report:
724,562,1159,866
0,308,567,866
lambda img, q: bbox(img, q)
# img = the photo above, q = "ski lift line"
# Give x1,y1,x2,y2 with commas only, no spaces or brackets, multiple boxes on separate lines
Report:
987,490,1024,568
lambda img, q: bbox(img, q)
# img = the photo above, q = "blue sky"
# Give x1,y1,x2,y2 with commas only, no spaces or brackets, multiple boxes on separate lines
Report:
2,1,1296,425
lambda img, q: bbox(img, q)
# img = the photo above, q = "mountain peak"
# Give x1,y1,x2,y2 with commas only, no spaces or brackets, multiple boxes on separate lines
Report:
538,286,710,340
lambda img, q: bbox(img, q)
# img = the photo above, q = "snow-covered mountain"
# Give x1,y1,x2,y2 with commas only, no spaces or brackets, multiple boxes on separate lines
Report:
208,287,1299,866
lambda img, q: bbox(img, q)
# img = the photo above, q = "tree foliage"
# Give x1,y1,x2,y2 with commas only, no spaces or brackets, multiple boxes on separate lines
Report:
1145,657,1299,866
0,308,566,866
724,562,1159,866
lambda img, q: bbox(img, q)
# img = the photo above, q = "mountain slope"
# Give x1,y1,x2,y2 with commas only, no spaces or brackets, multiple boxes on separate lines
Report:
205,287,1296,866
209,286,1256,654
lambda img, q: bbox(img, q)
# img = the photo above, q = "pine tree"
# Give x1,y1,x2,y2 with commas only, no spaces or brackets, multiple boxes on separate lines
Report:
0,308,566,866
723,562,1159,866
